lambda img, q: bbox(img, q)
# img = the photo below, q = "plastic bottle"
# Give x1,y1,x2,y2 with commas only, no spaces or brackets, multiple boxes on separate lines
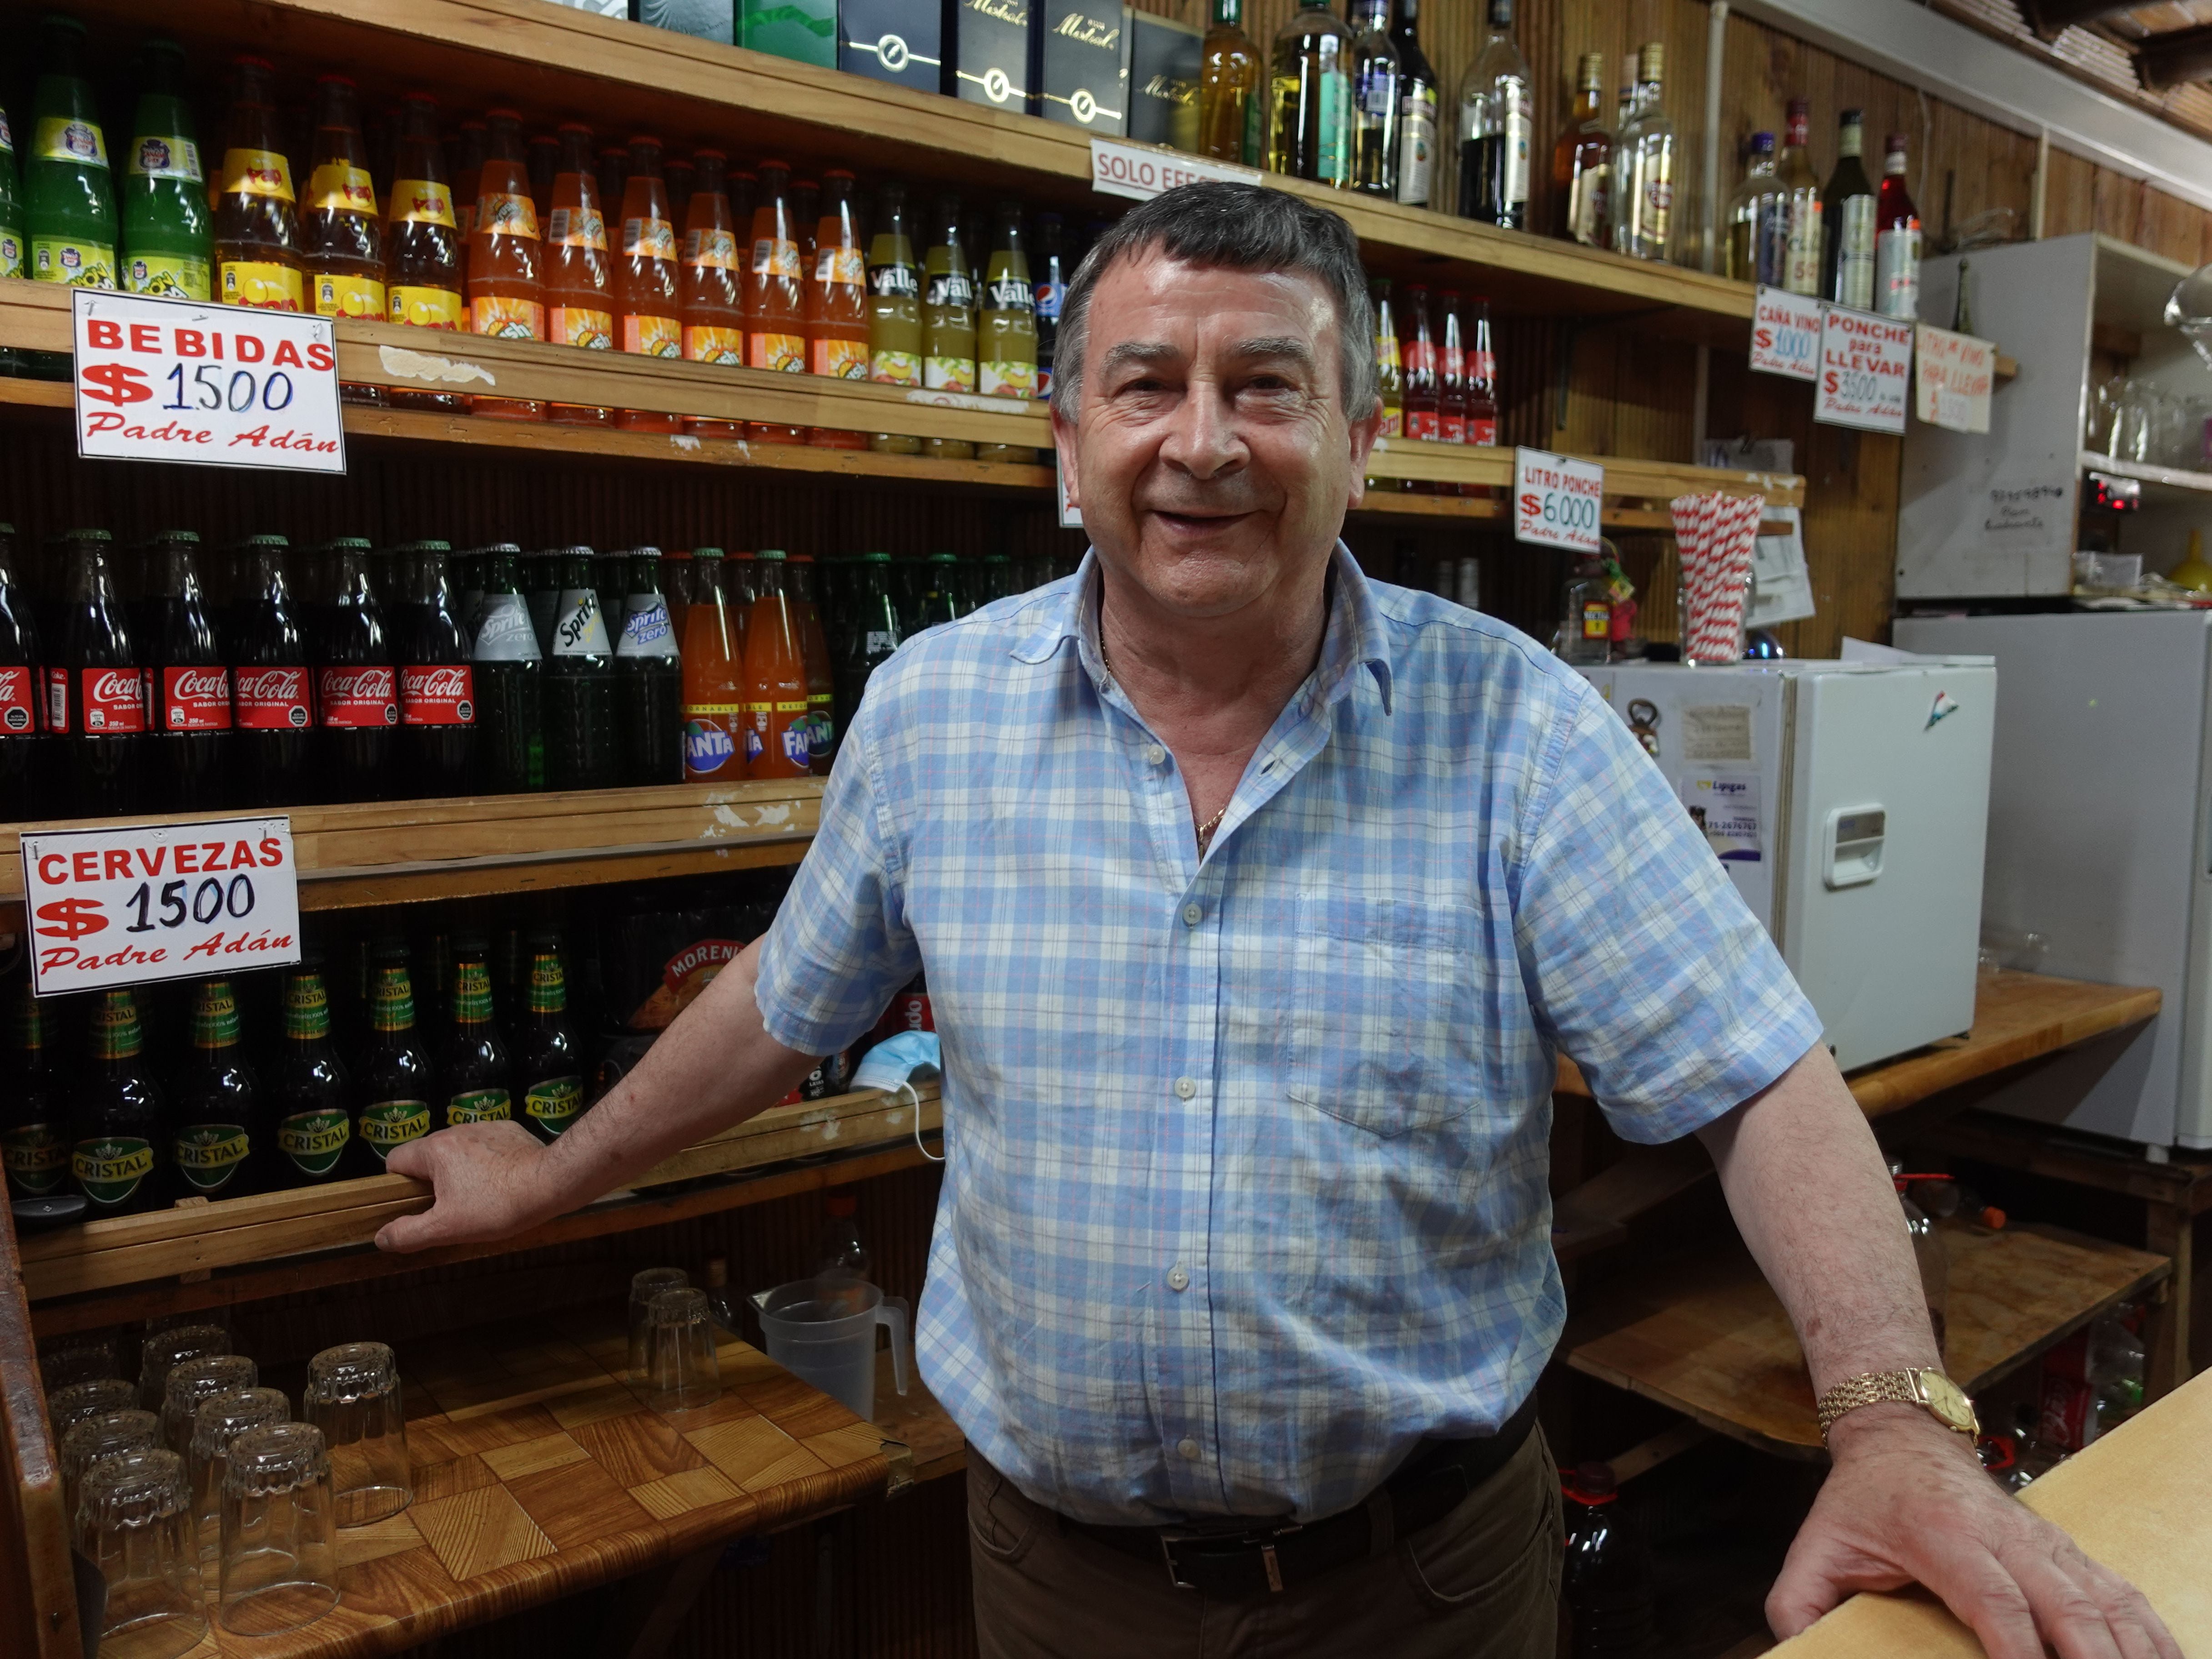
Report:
355,955,433,1170
543,123,614,427
315,536,396,804
679,149,745,440
866,182,924,456
613,136,682,432
543,546,620,790
1560,1463,1655,1658
229,534,314,809
742,550,811,778
26,15,117,292
148,530,231,814
300,75,387,405
120,40,210,301
385,95,465,409
922,196,977,461
169,980,260,1202
616,547,683,786
744,161,809,445
71,990,163,1220
977,205,1038,463
54,530,147,819
442,940,513,1128
2086,1310,2147,1442
472,544,543,794
212,57,301,312
679,548,745,782
513,941,585,1143
788,554,836,774
467,109,547,421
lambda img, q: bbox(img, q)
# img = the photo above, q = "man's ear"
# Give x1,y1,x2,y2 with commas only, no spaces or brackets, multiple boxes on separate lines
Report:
1345,396,1383,512
1052,407,1081,512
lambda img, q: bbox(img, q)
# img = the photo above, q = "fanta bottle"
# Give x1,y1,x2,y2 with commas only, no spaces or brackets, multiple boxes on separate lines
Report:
213,57,302,312
466,109,545,421
743,162,807,445
613,135,681,432
385,93,464,410
679,547,745,781
680,149,744,440
742,550,810,779
806,169,869,450
543,122,613,427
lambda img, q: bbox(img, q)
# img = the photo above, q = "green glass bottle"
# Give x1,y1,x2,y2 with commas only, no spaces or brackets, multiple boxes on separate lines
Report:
441,939,513,1128
0,982,67,1201
356,956,435,1168
269,962,358,1186
70,990,161,1219
120,39,211,301
513,944,585,1144
0,96,25,282
26,15,117,291
831,552,901,742
169,979,260,1200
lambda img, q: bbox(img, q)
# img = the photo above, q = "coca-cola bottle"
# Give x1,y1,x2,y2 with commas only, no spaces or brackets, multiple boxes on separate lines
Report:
471,543,543,793
397,539,477,796
315,535,396,803
229,534,315,808
0,524,47,812
148,530,232,814
52,529,149,819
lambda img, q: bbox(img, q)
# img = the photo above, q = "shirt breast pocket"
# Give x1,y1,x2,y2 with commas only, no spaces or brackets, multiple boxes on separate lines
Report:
1286,894,1482,1139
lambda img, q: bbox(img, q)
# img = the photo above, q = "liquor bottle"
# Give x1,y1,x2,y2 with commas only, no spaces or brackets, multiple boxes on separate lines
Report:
921,196,977,461
1346,0,1400,199
544,547,620,790
679,547,744,781
1371,279,1402,438
1457,0,1532,228
316,536,396,804
616,547,682,786
1266,1,1352,188
1723,134,1784,287
230,534,313,809
170,980,260,1202
978,205,1038,462
1198,0,1263,166
680,148,745,440
513,943,585,1143
1820,109,1878,310
212,57,301,312
1401,285,1439,441
805,169,870,450
121,40,210,301
1391,0,1441,208
744,161,809,445
473,545,543,794
867,183,924,455
442,941,513,1128
53,529,147,819
467,110,547,420
397,541,475,795
0,527,36,807
26,15,117,292
832,552,902,743
353,957,432,1171
1777,99,1823,296
301,76,386,406
1437,289,1468,443
149,530,231,814
386,94,465,410
1032,213,1068,402
1,983,67,1203
72,990,162,1220
1876,132,1921,321
1465,296,1499,446
0,97,24,286
1614,45,1674,263
544,122,614,426
1553,52,1611,248
742,550,811,778
1557,551,1611,665
788,554,837,772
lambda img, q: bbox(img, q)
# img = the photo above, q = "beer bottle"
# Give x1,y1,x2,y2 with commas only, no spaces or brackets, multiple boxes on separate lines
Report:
804,169,868,450
472,544,543,794
149,530,232,814
213,56,302,312
267,961,355,1186
679,547,744,781
0,524,47,810
616,548,682,787
679,149,744,440
921,196,977,461
230,534,313,809
169,980,259,1202
120,40,211,301
397,540,476,796
742,550,811,779
0,96,25,286
467,110,546,421
613,136,682,432
866,182,923,456
787,554,836,774
71,990,162,1220
53,529,148,819
543,124,613,427
385,94,464,409
976,204,1038,462
543,547,619,790
354,955,433,1171
26,15,118,293
299,75,387,407
513,942,585,1143
831,552,901,744
442,940,513,1127
316,536,397,804
0,981,68,1203
744,161,808,445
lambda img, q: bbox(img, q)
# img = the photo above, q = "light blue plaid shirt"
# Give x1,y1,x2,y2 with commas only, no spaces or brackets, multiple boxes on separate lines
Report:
758,546,1820,1526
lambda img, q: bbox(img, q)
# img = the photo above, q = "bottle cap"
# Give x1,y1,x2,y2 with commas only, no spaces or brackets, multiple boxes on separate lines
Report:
756,549,787,563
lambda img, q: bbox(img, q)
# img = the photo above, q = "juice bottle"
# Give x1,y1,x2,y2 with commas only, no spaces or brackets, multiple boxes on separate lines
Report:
788,553,836,774
790,179,819,268
527,133,557,220
743,161,808,445
451,117,487,275
213,57,302,312
976,203,1038,463
679,148,744,440
0,96,24,284
613,135,681,433
597,145,628,228
301,75,387,402
805,169,868,450
120,40,211,301
742,550,811,779
866,181,923,456
679,547,745,781
543,122,613,427
466,109,546,421
27,15,117,292
385,94,465,410
922,195,977,461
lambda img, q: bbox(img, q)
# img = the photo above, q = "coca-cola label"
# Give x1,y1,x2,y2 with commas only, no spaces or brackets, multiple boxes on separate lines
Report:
43,666,69,734
81,667,148,734
161,664,233,731
401,664,475,725
0,665,34,734
318,664,398,729
472,594,542,663
235,666,312,730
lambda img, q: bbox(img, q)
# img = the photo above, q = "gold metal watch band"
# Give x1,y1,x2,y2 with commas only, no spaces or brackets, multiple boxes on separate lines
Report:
1816,1371,1925,1437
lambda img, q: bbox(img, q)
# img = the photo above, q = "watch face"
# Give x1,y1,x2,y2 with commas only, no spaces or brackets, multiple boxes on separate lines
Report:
1920,1371,1979,1434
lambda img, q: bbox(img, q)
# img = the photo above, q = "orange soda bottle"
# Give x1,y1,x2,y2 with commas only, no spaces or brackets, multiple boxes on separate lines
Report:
679,149,744,440
385,93,464,411
213,56,304,312
301,75,385,406
543,122,613,427
743,162,808,446
726,549,757,657
741,550,811,778
466,109,545,422
679,547,744,781
806,170,869,450
452,117,486,274
787,553,836,774
613,135,681,433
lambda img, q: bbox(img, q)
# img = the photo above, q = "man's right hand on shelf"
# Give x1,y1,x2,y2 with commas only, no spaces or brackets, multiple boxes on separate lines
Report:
375,1121,553,1253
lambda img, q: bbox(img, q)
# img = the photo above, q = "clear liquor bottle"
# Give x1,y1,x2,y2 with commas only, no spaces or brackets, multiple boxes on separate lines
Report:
1552,51,1611,248
1820,109,1878,309
1266,0,1352,189
1614,44,1674,263
1722,134,1784,287
1346,0,1400,199
1776,98,1823,296
1390,0,1441,208
1198,0,1263,165
1455,0,1532,228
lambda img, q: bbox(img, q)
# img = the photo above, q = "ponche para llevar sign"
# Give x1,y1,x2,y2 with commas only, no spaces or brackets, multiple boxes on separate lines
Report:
1815,306,1913,434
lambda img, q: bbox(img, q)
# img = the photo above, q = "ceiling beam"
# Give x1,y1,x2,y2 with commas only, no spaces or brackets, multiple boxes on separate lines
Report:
2137,23,2212,90
2018,0,2143,41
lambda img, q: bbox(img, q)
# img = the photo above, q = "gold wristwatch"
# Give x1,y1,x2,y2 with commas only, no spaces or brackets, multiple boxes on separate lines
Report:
1815,1369,1979,1443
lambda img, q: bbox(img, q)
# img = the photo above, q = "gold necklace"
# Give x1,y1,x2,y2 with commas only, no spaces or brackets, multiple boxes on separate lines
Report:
1100,619,1231,851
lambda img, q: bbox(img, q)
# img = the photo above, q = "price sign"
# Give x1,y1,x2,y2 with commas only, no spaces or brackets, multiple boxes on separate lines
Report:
1089,137,1259,201
70,289,345,473
23,816,302,996
1513,447,1604,553
1815,305,1913,434
1750,287,1822,381
1913,322,1994,434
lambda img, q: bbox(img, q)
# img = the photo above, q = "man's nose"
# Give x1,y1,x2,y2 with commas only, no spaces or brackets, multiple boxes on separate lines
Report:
1158,382,1243,480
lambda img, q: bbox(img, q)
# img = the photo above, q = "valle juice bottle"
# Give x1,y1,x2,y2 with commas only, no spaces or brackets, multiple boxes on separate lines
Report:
120,40,210,301
922,195,976,461
679,148,744,440
866,181,923,456
742,549,811,779
679,546,745,781
805,169,868,450
214,56,302,311
466,108,546,421
301,75,387,360
386,93,465,408
0,98,23,287
744,161,808,445
613,135,681,432
544,122,613,426
976,203,1037,463
27,15,117,292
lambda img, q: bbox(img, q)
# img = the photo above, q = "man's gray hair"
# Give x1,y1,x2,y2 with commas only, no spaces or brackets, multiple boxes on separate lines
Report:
1047,182,1378,422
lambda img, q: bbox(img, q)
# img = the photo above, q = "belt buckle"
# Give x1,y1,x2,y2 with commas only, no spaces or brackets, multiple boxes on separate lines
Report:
1158,1522,1304,1594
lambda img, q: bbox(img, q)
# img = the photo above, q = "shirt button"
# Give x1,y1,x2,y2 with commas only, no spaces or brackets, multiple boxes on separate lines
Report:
1144,743,1166,765
1181,902,1202,927
1175,1076,1197,1100
1177,1438,1201,1462
1167,1266,1190,1292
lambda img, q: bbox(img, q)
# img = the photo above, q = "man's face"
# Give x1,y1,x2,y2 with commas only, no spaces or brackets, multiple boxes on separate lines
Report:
1054,250,1381,621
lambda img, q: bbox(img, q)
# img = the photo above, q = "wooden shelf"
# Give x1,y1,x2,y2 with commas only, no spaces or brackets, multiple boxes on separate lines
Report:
2082,447,2212,497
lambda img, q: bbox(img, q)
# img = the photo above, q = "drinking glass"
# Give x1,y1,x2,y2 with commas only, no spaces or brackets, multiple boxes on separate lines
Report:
302,1341,410,1526
219,1421,339,1636
77,1448,207,1659
60,1408,161,1525
190,1386,290,1566
49,1376,136,1437
36,1330,121,1393
2115,381,2161,463
2086,373,2127,453
645,1287,722,1413
137,1322,228,1410
628,1267,689,1378
162,1353,258,1453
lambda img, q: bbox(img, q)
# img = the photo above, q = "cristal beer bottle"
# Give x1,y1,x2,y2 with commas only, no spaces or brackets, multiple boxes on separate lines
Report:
442,940,513,1127
544,547,619,790
742,550,811,779
71,990,162,1220
679,547,744,781
467,110,546,420
804,169,868,448
615,547,682,786
397,541,475,796
149,529,232,814
229,534,313,808
316,535,397,803
744,161,808,445
266,960,355,1186
169,979,261,1202
213,56,302,311
385,94,464,410
472,544,543,793
354,953,432,1170
613,136,682,432
544,122,614,426
679,149,744,440
53,528,148,818
0,982,67,1203
513,941,585,1143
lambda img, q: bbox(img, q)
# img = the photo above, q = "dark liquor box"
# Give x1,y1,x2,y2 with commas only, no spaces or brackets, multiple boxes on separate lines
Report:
739,0,836,65
1124,7,1200,151
1037,0,1126,134
838,0,945,90
947,0,1037,114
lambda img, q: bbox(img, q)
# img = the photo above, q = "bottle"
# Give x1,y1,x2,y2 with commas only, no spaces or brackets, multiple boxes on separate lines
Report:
26,15,118,292
2086,1311,2147,1442
593,547,628,691
611,136,683,433
1371,279,1402,439
662,548,697,642
0,97,24,287
1198,0,1263,166
743,161,809,445
300,76,387,405
230,535,314,809
1032,213,1067,402
787,554,836,773
616,547,683,787
679,548,745,781
397,541,475,795
1465,296,1499,446
451,118,486,256
1458,0,1532,228
866,183,924,456
466,110,547,421
386,95,465,410
72,991,162,1220
472,544,543,794
149,530,231,814
678,148,745,440
543,546,619,791
977,205,1038,462
921,196,977,461
527,134,557,221
833,552,902,743
743,550,811,779
1876,133,1921,321
441,942,513,1127
513,943,585,1143
53,529,148,819
120,40,210,301
1777,99,1823,296
812,1190,871,1312
1821,109,1878,310
916,552,965,628
354,956,432,1171
1723,135,1785,287
666,156,697,235
1557,550,1611,665
169,980,260,1202
1389,0,1440,208
597,144,629,233
1266,1,1352,188
1401,285,1439,441
1614,45,1674,263
0,527,38,810
544,123,615,427
805,169,870,449
790,176,820,268
703,1257,739,1334
1,983,67,1203
211,57,302,312
316,536,397,804
1553,52,1611,248
1437,290,1468,443
1560,1464,1656,1658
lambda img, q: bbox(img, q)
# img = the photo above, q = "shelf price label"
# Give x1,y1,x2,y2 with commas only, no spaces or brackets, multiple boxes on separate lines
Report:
1750,287,1823,381
1814,305,1913,435
70,289,346,475
22,816,302,996
1513,447,1604,553
1913,322,1994,434
1089,137,1259,201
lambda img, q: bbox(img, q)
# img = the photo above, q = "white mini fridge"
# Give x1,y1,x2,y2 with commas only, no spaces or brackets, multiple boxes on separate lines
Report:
1578,659,1996,1072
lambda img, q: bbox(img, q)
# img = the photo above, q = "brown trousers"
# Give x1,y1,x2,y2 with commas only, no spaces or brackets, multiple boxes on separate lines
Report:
966,1427,1563,1659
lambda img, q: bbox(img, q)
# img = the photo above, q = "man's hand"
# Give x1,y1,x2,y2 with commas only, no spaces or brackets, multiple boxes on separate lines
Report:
374,1122,553,1254
1770,1406,2181,1659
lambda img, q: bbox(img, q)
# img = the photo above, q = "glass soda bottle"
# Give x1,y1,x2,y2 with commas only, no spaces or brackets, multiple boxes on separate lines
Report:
679,148,745,440
1,983,66,1203
544,546,619,789
744,161,809,445
1466,296,1500,445
788,553,836,774
977,204,1038,462
922,196,977,461
1402,285,1439,441
679,547,745,781
866,182,924,456
54,529,148,819
169,979,260,1202
1032,212,1066,401
397,540,475,795
452,118,486,262
0,96,24,286
614,135,682,433
213,57,301,311
527,134,556,222
543,123,614,426
385,94,464,407
315,535,397,804
1371,278,1402,438
229,534,314,809
616,547,682,786
832,552,901,744
149,530,232,814
467,109,547,421
472,544,543,794
72,990,162,1220
354,955,432,1171
121,40,210,301
743,550,811,779
442,940,513,1127
1438,289,1468,443
806,170,869,449
513,942,585,1143
27,15,117,292
301,75,387,405
0,526,38,810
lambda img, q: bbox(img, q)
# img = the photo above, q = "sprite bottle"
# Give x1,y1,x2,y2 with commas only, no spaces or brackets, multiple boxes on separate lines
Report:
121,39,211,301
26,15,117,292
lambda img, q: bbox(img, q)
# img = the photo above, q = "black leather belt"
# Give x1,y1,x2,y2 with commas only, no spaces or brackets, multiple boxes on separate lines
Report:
1063,1393,1539,1596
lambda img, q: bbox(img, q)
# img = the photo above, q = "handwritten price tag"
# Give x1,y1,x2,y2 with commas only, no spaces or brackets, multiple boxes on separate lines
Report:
71,289,346,474
1089,137,1259,201
1815,305,1913,434
23,816,302,995
1913,323,1993,434
1750,287,1822,381
1513,447,1604,553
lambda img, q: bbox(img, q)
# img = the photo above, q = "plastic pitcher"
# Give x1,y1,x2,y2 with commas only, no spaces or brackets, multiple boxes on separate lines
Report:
750,1277,911,1422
